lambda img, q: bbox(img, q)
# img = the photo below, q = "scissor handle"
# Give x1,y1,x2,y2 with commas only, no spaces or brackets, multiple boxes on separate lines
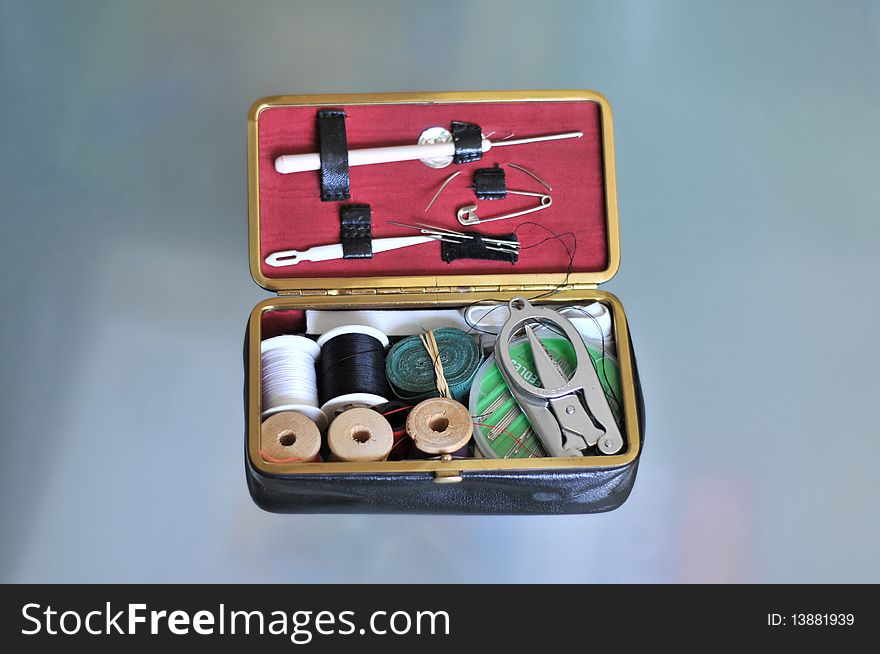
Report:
495,298,589,400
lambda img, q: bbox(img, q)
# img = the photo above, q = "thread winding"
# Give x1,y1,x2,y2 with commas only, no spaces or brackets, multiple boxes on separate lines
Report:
260,335,327,430
316,325,391,418
386,327,482,403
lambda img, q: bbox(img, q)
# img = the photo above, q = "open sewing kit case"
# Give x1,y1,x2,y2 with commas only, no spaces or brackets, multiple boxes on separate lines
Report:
244,90,645,514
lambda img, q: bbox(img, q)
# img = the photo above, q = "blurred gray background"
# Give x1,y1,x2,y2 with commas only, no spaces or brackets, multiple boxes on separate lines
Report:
1,0,878,583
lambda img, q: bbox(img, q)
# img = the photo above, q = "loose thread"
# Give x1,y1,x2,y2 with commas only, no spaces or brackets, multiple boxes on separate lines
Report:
461,221,579,338
380,405,414,419
260,451,306,464
472,422,539,458
513,221,577,301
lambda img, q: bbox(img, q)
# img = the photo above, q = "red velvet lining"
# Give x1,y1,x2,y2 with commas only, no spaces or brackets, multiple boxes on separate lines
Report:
257,100,608,280
261,310,305,339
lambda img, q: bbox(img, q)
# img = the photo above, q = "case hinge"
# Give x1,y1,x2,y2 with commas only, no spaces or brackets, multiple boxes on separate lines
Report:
504,283,598,292
277,282,596,297
277,288,380,297
376,286,432,295
277,288,329,297
278,286,428,297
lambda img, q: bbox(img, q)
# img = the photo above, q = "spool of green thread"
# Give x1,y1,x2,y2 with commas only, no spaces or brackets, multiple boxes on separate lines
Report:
470,336,623,459
385,327,483,403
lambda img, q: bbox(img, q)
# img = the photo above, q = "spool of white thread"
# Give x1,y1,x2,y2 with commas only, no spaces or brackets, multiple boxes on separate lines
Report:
260,335,328,430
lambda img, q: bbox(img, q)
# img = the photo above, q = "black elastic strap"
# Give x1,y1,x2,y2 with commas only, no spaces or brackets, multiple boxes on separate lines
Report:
340,204,372,259
451,121,483,164
474,164,507,199
441,231,518,264
317,109,351,202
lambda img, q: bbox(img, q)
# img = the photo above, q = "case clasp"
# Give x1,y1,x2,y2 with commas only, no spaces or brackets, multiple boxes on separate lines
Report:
433,469,463,484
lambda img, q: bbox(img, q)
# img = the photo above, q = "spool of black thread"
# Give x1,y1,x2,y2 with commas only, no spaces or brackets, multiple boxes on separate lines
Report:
317,328,391,418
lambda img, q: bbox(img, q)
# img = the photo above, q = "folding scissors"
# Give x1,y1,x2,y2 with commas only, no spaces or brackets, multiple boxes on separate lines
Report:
494,297,624,457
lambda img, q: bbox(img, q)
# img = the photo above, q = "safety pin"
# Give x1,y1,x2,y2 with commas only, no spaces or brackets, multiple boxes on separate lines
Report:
457,190,552,226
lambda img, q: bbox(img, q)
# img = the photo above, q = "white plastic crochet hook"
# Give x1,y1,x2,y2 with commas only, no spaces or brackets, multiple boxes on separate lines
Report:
265,235,438,267
273,131,583,174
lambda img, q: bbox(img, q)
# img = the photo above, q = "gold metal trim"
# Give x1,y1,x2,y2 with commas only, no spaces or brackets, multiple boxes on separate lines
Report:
246,290,641,477
247,90,620,293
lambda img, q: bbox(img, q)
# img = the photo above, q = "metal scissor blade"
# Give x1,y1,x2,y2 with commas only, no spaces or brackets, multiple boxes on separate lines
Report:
524,324,600,453
524,324,567,389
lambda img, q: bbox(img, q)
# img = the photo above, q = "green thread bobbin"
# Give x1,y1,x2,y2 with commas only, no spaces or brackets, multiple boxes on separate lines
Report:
470,336,623,459
386,328,483,403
